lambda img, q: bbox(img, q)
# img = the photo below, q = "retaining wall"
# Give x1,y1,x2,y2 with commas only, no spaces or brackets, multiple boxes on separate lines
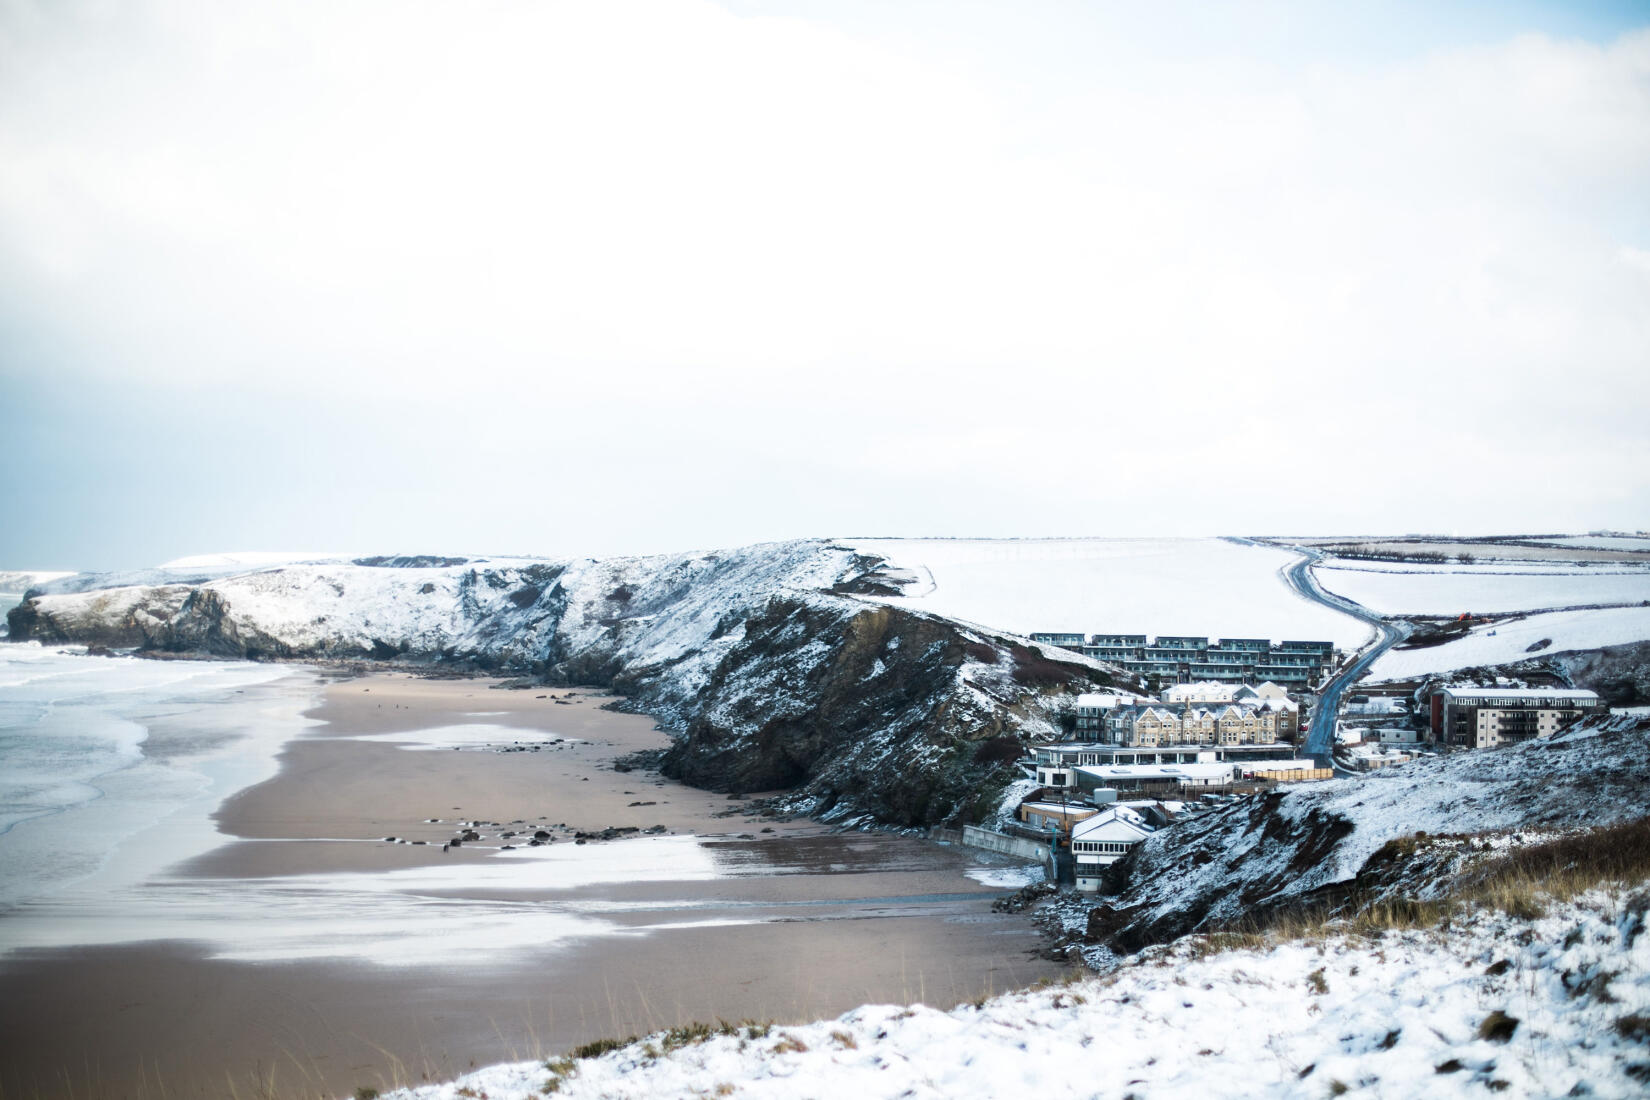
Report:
959,824,1051,863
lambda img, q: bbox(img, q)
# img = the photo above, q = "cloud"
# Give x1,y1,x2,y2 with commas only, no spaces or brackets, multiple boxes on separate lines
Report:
1,1,1647,560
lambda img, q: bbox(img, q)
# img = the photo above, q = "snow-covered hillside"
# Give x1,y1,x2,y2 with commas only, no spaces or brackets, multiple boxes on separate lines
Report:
1369,607,1650,682
379,888,1650,1100
1081,723,1650,952
5,541,1118,827
0,569,74,594
840,538,1370,648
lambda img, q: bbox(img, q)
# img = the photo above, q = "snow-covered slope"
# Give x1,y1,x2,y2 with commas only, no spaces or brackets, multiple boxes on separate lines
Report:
379,888,1650,1100
1083,723,1650,952
6,541,1120,827
1316,562,1650,616
0,570,75,593
1368,607,1650,682
840,537,1370,648
158,551,356,569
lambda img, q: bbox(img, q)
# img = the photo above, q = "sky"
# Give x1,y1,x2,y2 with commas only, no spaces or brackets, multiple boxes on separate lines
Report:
2,0,1647,571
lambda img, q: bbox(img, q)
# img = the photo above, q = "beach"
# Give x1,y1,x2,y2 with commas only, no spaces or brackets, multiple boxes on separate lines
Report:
0,660,1059,1098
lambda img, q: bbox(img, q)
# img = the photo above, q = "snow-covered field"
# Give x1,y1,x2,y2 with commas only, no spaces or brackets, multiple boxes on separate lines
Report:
1524,535,1650,553
1316,563,1650,616
842,538,1370,649
381,890,1650,1100
1368,606,1650,681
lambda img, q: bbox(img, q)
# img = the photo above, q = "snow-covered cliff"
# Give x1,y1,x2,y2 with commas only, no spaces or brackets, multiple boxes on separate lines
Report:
6,540,1124,827
1079,719,1650,953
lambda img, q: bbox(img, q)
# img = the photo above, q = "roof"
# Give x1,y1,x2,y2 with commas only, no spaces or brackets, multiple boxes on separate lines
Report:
1072,807,1155,842
1018,801,1098,816
1240,759,1324,772
1439,687,1601,702
1075,763,1237,782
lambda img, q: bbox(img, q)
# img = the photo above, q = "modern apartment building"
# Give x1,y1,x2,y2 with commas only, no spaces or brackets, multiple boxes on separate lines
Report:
1427,686,1605,748
1030,632,1336,688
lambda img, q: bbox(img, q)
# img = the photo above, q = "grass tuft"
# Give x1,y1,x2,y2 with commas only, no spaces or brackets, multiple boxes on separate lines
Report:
1478,1010,1519,1043
570,1036,637,1061
1616,1014,1650,1043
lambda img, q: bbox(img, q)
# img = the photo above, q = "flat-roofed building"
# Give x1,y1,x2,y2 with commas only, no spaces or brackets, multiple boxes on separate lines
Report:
1028,632,1086,652
1035,741,1295,772
1237,759,1333,783
1032,632,1336,687
1016,799,1098,835
1072,761,1238,792
1428,686,1606,748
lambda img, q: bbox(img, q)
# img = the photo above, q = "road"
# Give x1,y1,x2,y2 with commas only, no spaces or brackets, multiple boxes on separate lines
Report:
1225,538,1412,767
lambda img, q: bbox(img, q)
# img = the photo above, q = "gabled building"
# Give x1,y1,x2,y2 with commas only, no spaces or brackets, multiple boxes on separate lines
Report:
1104,699,1297,747
1072,806,1155,892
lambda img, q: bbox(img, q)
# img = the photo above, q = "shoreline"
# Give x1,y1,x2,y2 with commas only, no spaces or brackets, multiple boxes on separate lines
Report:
0,667,1060,1098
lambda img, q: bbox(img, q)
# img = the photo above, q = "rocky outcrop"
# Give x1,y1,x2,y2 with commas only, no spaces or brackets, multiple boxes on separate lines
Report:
1555,640,1650,705
6,540,1122,827
658,598,1089,826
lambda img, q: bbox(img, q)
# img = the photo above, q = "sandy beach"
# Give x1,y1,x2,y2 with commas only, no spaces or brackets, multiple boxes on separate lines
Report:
0,668,1060,1098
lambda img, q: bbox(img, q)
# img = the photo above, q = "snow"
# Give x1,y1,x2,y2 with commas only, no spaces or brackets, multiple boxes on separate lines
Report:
1102,727,1650,948
963,865,1046,889
1368,607,1650,681
1075,762,1236,784
1315,563,1650,616
159,551,356,568
841,538,1370,648
0,570,74,592
379,889,1650,1100
1526,535,1650,552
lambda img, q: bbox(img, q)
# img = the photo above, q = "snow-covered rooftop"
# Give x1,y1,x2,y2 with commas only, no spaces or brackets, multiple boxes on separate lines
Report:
1437,686,1601,702
1075,763,1235,782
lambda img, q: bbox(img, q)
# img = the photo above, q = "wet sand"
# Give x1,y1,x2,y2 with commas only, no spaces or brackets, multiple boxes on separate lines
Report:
0,671,1059,1098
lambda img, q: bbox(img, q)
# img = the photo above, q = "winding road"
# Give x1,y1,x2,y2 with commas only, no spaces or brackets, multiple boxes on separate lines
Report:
1226,538,1412,766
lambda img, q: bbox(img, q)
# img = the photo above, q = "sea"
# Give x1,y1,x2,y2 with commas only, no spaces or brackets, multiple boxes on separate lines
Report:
0,636,306,921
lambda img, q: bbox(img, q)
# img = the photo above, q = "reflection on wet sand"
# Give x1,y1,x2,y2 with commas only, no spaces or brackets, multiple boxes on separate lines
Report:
0,669,1060,1099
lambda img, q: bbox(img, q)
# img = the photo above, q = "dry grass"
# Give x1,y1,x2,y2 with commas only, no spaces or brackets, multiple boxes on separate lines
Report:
1478,1010,1520,1043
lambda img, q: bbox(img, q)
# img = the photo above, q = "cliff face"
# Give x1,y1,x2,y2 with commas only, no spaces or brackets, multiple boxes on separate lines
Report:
659,598,1059,826
7,541,1120,827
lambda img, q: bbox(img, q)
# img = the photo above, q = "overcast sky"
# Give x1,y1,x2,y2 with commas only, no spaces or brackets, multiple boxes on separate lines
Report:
3,0,1647,571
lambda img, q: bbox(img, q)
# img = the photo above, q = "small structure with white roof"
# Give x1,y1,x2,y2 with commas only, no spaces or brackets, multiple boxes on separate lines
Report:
1071,806,1156,892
